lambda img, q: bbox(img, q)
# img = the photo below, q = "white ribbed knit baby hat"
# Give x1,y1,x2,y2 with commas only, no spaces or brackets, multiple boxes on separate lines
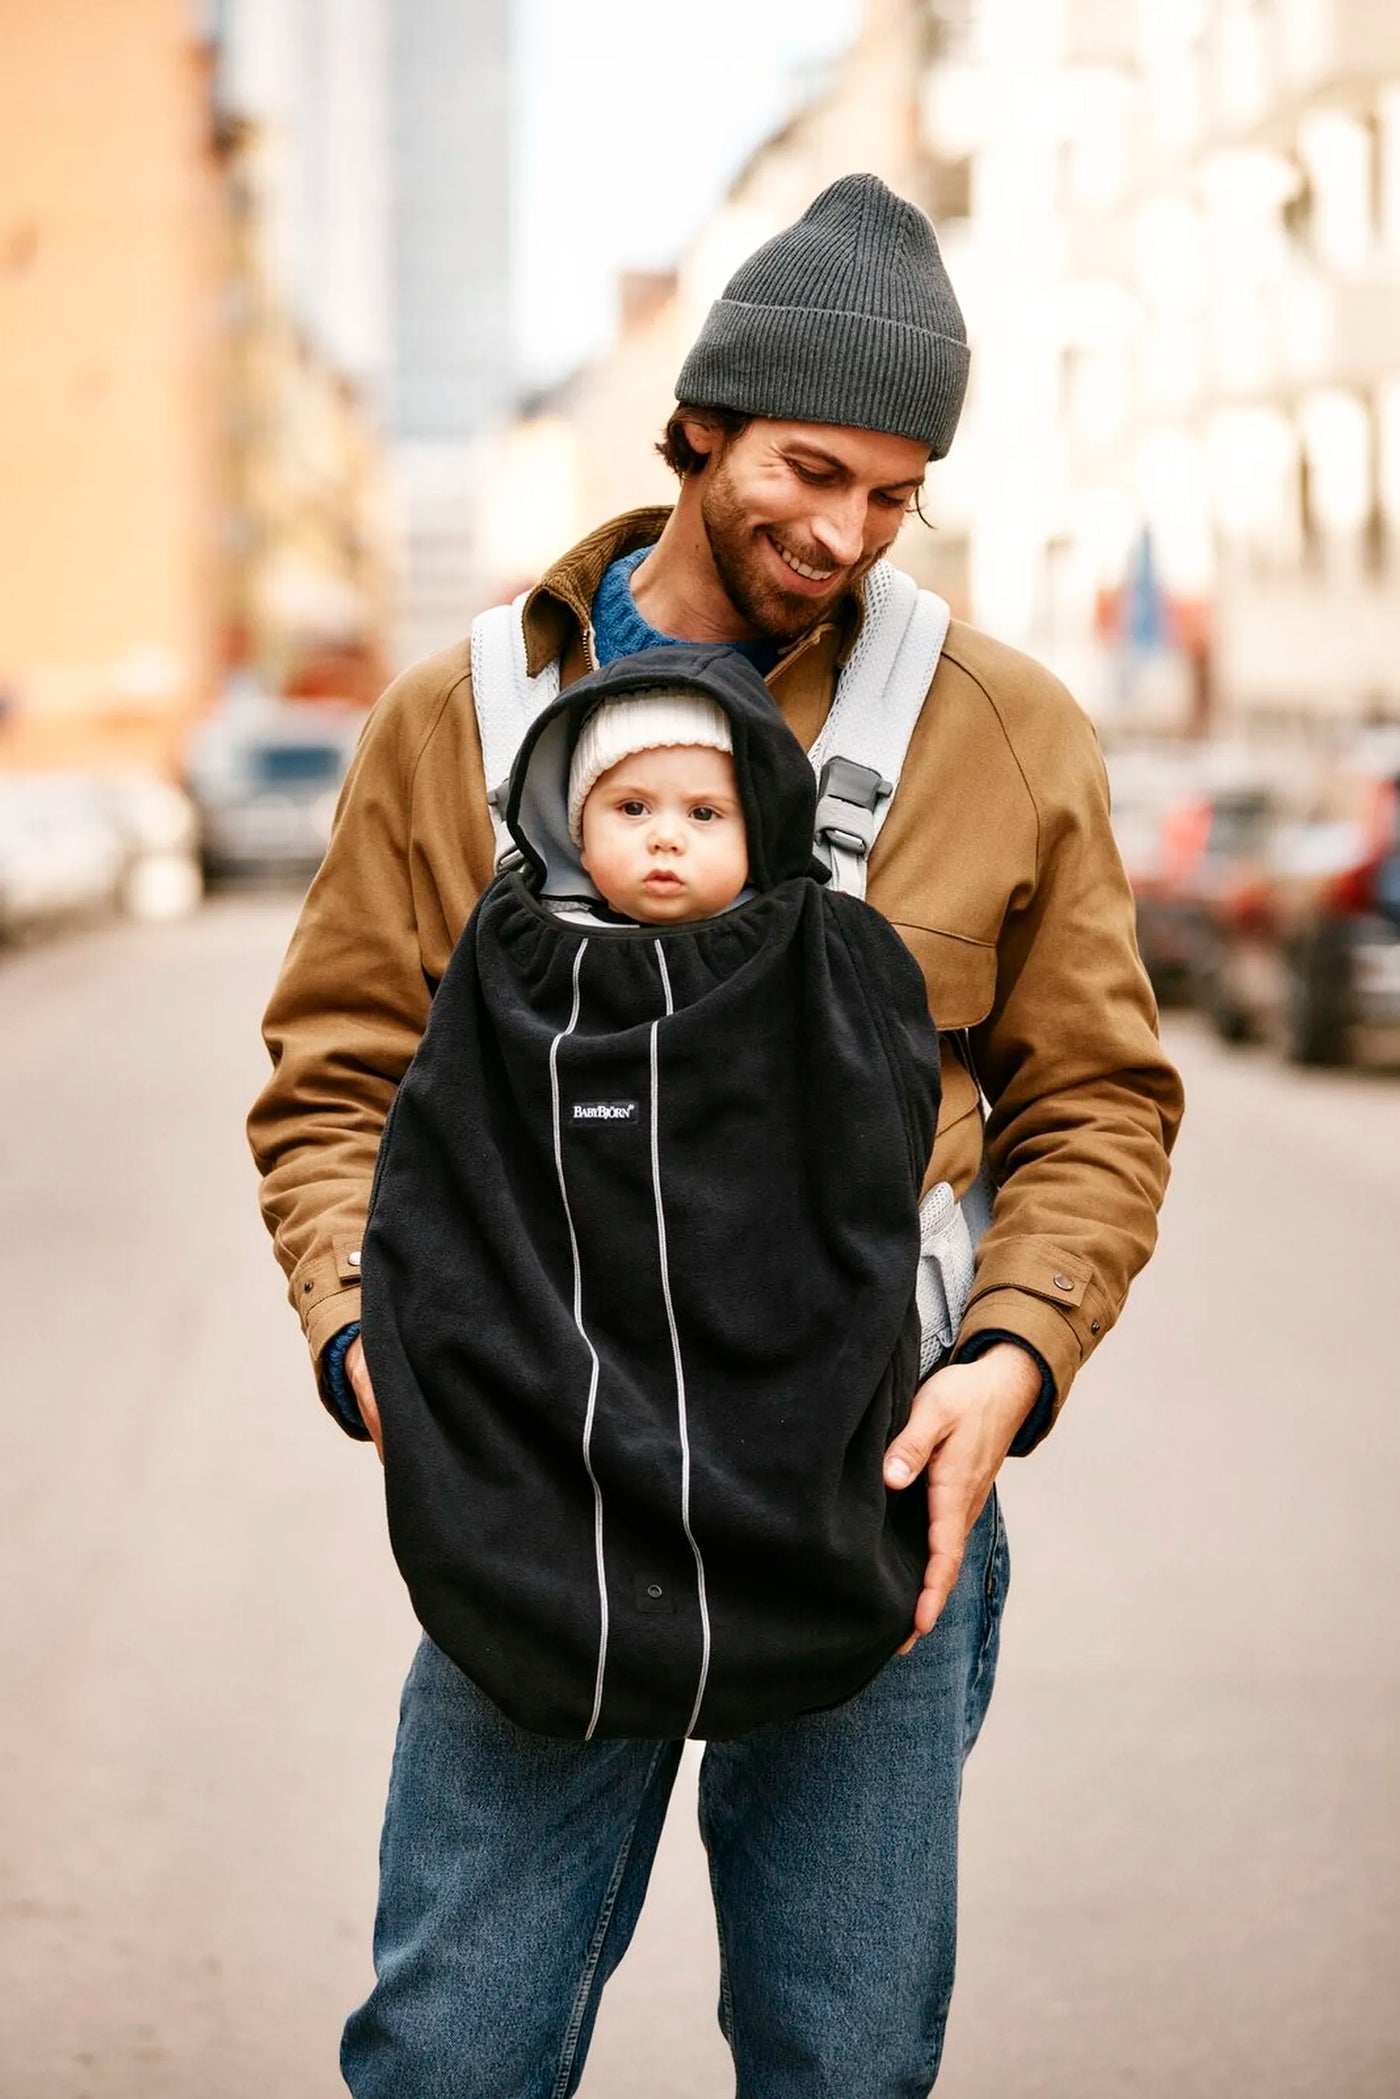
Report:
567,691,733,844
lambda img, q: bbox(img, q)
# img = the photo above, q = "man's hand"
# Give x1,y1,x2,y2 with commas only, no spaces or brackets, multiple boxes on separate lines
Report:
346,1335,384,1462
883,1342,1040,1653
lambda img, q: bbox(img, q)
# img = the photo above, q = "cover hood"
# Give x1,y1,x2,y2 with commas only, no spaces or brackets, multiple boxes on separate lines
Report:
504,644,825,900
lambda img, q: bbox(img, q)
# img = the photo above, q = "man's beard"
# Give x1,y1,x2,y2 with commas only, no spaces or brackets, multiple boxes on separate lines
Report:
700,456,874,643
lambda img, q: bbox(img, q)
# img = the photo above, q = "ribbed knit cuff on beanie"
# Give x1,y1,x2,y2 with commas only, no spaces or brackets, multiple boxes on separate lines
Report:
674,173,969,459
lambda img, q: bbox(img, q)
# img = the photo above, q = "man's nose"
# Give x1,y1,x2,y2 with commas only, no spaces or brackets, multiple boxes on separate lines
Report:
809,491,866,569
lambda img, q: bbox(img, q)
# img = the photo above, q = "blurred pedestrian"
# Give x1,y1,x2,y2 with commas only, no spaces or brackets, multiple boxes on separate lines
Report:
250,173,1184,2097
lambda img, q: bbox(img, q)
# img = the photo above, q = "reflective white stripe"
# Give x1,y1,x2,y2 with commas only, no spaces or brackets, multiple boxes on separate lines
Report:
549,941,609,1741
650,942,712,1737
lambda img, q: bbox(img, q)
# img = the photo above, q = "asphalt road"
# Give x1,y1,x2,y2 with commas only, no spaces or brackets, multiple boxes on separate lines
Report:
2,897,1397,2099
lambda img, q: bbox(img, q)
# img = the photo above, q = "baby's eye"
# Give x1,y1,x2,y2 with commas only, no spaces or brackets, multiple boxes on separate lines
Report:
689,805,720,823
619,799,648,817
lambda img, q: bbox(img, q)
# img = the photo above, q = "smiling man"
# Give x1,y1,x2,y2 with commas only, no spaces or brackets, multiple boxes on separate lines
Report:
250,175,1183,2097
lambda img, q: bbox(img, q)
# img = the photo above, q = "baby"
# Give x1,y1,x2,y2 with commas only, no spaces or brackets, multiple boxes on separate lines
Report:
566,692,749,924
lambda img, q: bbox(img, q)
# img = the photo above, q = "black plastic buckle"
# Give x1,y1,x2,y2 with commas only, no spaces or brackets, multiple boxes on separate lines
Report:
817,756,891,812
814,757,893,856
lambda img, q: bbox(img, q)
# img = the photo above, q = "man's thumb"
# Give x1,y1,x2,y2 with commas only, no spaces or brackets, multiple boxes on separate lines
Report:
883,1440,925,1488
883,1380,955,1487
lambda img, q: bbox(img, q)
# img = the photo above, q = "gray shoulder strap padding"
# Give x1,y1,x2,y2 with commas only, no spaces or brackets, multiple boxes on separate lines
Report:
470,594,560,861
811,562,951,900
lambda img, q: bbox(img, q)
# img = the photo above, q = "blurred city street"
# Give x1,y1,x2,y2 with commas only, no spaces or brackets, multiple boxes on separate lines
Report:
1,898,1396,2099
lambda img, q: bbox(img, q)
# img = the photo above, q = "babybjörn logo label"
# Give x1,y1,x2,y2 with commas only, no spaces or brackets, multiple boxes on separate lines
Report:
572,1101,638,1124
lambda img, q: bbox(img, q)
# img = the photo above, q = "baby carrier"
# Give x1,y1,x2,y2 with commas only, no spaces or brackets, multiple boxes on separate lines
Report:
362,565,979,1741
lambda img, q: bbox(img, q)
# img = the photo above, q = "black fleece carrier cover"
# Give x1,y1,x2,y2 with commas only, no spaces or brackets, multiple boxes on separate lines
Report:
362,645,942,1740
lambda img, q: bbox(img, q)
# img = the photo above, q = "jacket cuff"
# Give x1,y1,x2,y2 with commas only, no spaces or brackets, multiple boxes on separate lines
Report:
293,1227,366,1354
305,1282,363,1362
304,1285,368,1435
959,1231,1114,1395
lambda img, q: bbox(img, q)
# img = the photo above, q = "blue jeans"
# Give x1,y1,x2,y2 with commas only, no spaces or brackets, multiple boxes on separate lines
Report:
342,1492,1009,2099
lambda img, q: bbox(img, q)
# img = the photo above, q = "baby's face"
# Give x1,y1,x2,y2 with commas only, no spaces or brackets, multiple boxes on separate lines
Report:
579,743,749,923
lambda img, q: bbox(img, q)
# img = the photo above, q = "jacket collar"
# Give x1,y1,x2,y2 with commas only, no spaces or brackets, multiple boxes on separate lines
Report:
521,508,865,745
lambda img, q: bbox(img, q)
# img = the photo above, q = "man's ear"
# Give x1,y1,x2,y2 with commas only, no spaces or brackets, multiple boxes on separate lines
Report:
680,416,719,463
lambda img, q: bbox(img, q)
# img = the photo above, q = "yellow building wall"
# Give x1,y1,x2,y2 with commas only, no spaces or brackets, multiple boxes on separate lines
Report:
0,0,223,770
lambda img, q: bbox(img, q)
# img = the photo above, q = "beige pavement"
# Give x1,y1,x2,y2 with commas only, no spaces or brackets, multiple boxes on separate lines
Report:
1,898,1397,2098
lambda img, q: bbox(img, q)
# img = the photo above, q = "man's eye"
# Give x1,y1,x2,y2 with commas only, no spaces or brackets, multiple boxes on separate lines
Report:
789,461,831,486
874,491,908,511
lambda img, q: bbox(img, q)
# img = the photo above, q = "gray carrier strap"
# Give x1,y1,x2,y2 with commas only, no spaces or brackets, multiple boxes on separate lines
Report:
470,592,561,861
809,561,950,901
916,1159,994,1378
807,567,978,1366
917,1034,995,1376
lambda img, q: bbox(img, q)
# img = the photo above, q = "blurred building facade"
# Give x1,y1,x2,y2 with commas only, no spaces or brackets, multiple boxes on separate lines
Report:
0,0,397,776
388,0,513,666
216,0,514,670
0,0,226,772
219,116,390,708
212,0,392,403
943,0,1400,744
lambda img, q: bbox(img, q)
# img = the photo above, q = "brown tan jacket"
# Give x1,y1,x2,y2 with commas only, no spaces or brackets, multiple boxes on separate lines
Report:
249,508,1184,1441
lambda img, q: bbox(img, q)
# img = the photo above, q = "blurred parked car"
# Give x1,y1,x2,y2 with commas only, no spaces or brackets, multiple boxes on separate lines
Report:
0,770,202,944
1151,783,1278,1009
186,701,365,883
1189,734,1400,1065
1109,748,1278,1008
0,773,125,942
101,775,203,922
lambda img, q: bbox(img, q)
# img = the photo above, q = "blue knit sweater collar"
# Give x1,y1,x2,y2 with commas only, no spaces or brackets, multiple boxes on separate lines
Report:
591,545,779,674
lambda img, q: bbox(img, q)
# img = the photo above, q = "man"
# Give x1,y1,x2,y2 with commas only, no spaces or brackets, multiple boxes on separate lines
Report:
250,175,1184,2096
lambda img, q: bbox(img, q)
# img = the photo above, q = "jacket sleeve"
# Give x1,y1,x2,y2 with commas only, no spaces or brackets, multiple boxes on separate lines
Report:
954,691,1185,1448
246,656,479,1419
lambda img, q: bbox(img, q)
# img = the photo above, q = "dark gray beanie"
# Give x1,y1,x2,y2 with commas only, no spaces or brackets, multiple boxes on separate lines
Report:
674,173,969,459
